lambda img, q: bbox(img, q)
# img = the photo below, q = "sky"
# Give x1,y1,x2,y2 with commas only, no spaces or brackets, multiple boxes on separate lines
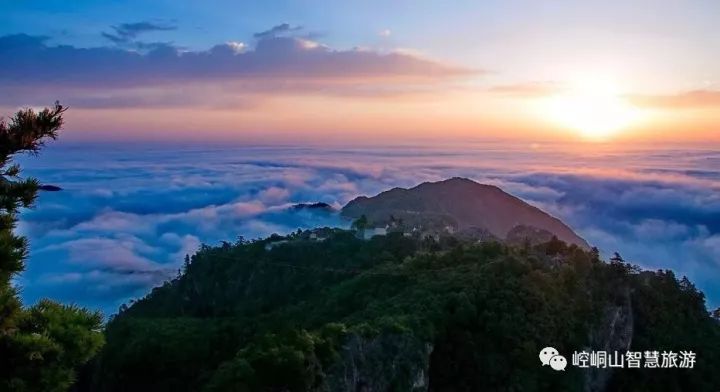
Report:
2,0,720,143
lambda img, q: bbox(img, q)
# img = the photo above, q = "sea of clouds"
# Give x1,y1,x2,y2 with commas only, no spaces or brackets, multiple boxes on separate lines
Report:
14,142,720,316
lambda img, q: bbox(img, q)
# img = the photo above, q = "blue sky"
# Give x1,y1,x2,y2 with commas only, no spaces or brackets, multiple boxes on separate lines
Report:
5,0,719,90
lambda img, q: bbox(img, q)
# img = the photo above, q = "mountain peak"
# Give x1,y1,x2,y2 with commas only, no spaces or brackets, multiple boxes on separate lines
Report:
342,178,589,249
440,176,476,184
414,177,502,192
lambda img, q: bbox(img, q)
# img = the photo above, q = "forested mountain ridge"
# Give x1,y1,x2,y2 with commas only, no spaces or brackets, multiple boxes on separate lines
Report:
83,229,720,391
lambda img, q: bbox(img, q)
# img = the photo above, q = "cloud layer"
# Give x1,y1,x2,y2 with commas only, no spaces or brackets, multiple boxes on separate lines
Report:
0,25,472,109
15,142,720,316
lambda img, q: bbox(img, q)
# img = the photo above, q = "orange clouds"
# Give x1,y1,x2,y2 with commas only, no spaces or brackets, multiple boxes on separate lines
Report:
629,90,720,109
488,82,563,97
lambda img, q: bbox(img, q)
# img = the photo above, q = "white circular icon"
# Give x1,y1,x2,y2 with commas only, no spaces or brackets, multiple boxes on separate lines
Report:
539,346,559,366
550,354,567,371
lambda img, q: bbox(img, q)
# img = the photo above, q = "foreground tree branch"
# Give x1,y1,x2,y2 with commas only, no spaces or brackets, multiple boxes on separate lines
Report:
0,103,104,392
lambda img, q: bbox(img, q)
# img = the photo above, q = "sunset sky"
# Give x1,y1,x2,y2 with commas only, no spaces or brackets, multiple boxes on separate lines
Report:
3,0,719,143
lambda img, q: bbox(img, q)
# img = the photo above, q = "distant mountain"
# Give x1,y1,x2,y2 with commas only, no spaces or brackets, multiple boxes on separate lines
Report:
38,184,62,191
342,177,590,249
291,202,335,212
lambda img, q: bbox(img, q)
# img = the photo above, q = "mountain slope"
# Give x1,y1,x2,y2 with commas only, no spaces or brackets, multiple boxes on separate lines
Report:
85,231,720,391
342,177,590,249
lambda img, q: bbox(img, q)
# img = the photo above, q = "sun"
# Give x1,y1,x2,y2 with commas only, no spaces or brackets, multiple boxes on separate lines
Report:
543,79,641,140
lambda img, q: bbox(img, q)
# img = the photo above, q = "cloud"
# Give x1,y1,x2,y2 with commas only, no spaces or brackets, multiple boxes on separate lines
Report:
59,237,163,272
0,33,468,86
487,83,720,115
0,30,474,109
259,186,291,204
253,23,303,39
102,21,177,47
488,81,564,97
15,143,720,316
628,90,720,109
226,41,247,53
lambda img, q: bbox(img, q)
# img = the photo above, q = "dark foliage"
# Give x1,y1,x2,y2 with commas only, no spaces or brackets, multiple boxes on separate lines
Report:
87,230,720,391
0,104,104,392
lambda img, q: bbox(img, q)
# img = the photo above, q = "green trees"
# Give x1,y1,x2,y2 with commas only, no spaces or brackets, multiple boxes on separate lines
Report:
89,230,720,391
0,104,104,391
350,214,368,231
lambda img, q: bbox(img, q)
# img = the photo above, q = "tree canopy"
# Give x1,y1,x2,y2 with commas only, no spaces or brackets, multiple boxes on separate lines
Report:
0,104,104,391
87,230,720,391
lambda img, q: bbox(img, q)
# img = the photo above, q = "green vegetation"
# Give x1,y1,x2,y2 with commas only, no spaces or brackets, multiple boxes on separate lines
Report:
87,231,720,391
0,104,104,391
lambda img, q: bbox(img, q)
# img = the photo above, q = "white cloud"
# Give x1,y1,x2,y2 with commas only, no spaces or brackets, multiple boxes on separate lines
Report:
18,144,720,314
226,41,247,53
259,186,291,204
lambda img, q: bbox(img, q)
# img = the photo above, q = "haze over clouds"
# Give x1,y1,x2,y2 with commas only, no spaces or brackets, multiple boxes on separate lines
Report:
16,143,720,315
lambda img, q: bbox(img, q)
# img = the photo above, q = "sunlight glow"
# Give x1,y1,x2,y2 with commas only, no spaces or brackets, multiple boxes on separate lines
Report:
544,79,642,140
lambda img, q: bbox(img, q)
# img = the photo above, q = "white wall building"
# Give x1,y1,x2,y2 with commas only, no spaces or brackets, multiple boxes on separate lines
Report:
362,227,387,240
